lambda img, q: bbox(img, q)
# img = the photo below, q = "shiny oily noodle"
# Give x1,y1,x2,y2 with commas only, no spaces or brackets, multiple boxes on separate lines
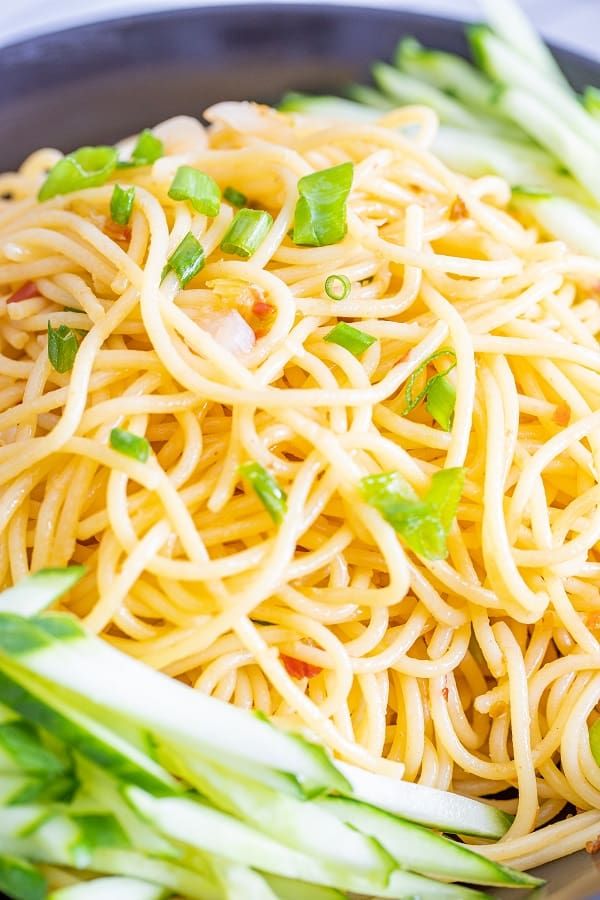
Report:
0,103,599,870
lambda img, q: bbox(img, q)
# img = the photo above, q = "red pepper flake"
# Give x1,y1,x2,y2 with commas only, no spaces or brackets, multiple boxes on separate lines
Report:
552,404,571,427
441,686,449,700
7,281,38,303
585,834,600,854
252,299,274,319
281,654,322,680
104,221,132,244
449,196,468,221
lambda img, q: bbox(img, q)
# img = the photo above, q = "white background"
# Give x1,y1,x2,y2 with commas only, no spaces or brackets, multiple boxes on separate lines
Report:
0,0,598,56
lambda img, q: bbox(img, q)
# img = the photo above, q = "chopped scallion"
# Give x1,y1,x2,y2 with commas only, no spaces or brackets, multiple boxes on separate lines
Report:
324,322,376,357
110,428,150,463
117,129,164,168
293,162,353,247
162,233,205,287
590,718,600,767
223,186,247,207
220,209,273,258
38,146,118,201
403,349,457,431
324,274,351,301
168,166,221,217
361,467,464,560
47,323,80,373
110,184,135,226
239,461,287,524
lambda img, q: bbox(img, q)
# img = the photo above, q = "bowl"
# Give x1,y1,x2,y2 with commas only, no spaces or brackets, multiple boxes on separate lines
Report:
0,4,598,898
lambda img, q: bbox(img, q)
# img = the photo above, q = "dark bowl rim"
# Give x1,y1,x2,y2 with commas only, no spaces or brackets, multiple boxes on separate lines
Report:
1,1,597,75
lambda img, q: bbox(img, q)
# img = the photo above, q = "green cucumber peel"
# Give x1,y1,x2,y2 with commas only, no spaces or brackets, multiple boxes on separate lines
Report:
0,855,47,900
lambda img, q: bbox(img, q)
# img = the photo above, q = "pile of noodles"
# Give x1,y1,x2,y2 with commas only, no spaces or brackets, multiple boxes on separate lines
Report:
0,101,599,869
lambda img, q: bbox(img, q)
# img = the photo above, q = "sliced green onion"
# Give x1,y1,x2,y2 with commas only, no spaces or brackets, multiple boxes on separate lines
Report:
220,209,273,258
47,323,79,373
168,166,221,217
426,376,456,432
117,129,164,168
324,322,376,357
403,349,457,431
223,186,247,207
293,162,354,247
361,467,464,561
110,428,150,463
110,184,135,226
590,718,600,767
239,462,287,524
38,147,118,201
162,233,205,287
324,274,351,301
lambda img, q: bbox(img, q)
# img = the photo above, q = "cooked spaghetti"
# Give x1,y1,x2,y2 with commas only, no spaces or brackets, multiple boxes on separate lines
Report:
0,102,598,869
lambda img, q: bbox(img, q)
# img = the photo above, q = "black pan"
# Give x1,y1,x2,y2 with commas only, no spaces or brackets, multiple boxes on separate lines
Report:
0,5,598,898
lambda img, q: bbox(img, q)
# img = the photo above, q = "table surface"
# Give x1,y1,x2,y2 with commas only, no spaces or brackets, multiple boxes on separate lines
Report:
0,0,598,57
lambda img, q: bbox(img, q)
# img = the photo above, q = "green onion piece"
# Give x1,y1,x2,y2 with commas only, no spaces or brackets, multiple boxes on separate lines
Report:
324,322,376,357
110,428,150,463
324,274,351,301
162,233,205,287
293,162,354,247
590,718,600,767
239,461,287,524
117,129,164,168
361,467,464,560
220,209,273,258
38,146,118,201
426,375,456,432
224,186,247,207
47,323,79,373
168,166,221,216
110,184,135,226
403,349,457,431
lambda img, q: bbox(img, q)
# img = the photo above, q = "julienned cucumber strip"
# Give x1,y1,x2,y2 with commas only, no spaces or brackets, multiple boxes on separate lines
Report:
0,568,85,617
394,37,499,116
478,0,570,89
0,854,47,900
212,860,281,900
319,797,541,888
337,761,512,839
0,808,220,900
469,27,600,152
126,787,393,895
279,93,381,122
496,88,600,205
372,62,515,139
265,875,345,900
158,746,394,881
511,191,600,258
433,127,589,201
48,876,169,900
0,612,348,797
0,658,178,797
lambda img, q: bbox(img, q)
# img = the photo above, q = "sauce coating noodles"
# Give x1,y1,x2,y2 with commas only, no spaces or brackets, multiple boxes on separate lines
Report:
0,104,599,866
